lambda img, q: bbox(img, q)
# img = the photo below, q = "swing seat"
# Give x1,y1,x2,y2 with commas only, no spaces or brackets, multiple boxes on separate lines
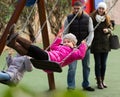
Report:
30,59,62,73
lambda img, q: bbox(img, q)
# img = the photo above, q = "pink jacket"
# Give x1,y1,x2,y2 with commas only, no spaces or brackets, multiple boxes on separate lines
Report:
47,37,87,67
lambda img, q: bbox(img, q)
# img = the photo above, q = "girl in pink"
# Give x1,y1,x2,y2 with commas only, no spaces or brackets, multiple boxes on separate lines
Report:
7,33,87,68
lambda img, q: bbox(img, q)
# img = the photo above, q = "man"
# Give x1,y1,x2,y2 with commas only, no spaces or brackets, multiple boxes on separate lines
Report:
63,1,94,91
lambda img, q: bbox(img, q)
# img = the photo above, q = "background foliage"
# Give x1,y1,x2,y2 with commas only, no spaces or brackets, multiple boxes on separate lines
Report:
0,0,72,41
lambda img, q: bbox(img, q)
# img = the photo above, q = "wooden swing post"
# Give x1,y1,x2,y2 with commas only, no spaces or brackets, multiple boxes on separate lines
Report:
0,0,56,90
37,0,56,90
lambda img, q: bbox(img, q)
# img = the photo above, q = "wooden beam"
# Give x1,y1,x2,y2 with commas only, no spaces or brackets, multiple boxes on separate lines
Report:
37,0,56,90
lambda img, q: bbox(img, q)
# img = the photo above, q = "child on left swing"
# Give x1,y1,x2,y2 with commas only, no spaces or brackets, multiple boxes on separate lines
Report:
0,51,33,86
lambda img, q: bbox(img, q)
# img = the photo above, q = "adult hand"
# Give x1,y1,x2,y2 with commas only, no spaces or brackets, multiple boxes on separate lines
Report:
103,28,109,33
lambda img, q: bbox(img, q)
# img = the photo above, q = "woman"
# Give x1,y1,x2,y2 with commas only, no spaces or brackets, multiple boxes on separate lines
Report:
90,2,113,89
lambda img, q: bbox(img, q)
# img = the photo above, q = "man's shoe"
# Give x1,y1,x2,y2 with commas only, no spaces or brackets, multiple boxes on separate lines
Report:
83,86,95,91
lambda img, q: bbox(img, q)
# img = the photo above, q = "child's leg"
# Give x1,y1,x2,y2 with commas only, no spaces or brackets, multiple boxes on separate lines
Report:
0,72,11,81
27,45,49,60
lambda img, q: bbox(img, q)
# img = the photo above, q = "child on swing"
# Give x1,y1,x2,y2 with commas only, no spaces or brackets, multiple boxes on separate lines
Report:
0,50,33,86
7,27,87,67
7,28,87,68
8,33,87,67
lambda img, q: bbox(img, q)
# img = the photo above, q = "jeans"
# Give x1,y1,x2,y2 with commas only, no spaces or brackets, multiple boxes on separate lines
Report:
93,52,108,78
67,61,77,89
67,49,90,89
0,72,11,81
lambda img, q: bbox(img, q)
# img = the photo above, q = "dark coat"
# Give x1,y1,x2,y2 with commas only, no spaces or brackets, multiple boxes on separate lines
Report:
90,10,112,53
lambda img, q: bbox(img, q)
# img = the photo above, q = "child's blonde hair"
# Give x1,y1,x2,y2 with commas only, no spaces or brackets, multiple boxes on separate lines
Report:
63,33,77,46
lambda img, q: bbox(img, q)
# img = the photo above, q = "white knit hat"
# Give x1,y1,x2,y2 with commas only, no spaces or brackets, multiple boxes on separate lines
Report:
97,2,107,10
63,33,77,45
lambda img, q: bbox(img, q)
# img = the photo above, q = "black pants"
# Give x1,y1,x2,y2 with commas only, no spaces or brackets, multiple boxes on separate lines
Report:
94,52,108,77
27,45,49,60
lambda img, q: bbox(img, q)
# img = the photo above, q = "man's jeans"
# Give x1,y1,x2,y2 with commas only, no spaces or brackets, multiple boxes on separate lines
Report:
67,49,90,89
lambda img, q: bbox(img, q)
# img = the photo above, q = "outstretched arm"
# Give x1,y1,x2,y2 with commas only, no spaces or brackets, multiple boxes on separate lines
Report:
50,37,62,50
86,17,94,47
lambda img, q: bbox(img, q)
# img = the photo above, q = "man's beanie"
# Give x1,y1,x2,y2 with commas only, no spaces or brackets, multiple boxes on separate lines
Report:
63,33,77,45
97,2,107,10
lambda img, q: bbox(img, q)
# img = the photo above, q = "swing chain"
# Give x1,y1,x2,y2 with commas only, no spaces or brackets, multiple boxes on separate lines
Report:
6,0,38,45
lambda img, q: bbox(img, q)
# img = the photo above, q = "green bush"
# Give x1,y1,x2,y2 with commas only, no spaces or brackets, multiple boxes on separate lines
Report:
3,86,86,97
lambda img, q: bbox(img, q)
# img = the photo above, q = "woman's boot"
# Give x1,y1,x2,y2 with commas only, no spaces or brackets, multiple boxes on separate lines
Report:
101,77,107,88
96,77,104,89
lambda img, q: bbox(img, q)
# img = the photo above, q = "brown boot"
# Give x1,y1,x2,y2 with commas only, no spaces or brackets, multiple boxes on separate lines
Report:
16,36,32,50
7,25,28,55
14,43,28,55
7,38,28,55
101,77,107,88
7,24,18,46
96,77,104,89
